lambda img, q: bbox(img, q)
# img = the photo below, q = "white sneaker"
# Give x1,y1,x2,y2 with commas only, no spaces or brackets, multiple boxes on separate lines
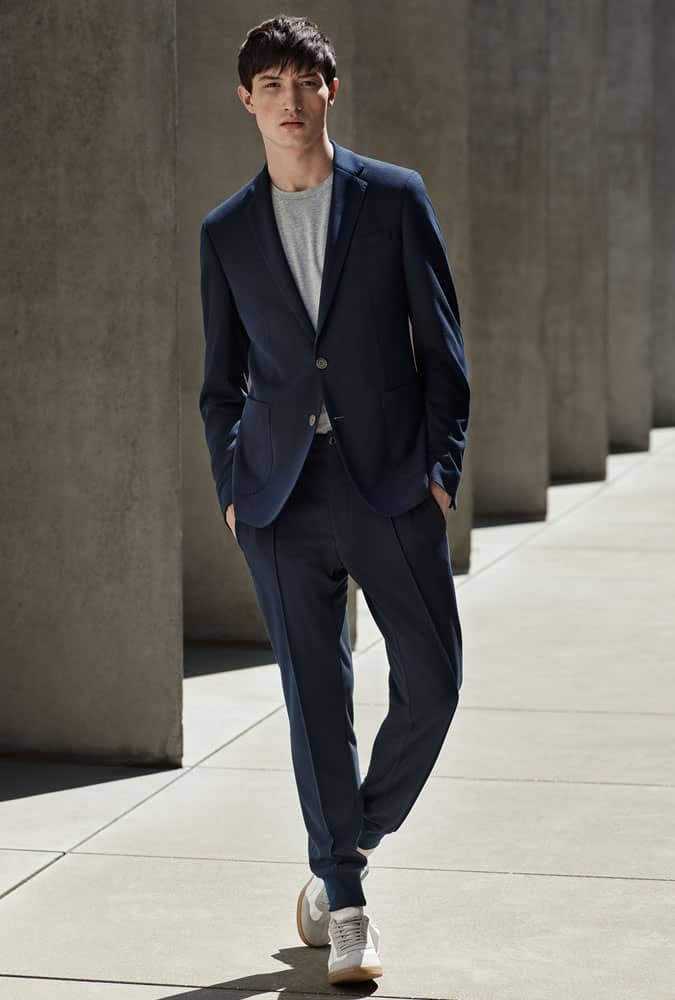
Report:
327,907,383,984
296,862,370,948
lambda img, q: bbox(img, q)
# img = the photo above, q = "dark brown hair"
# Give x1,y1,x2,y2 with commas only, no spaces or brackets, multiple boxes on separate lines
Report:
238,14,337,94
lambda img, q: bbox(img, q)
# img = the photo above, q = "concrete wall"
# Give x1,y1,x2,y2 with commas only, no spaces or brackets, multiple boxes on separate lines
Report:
4,1,666,762
606,0,654,451
469,0,549,518
0,1,182,764
180,2,359,641
546,0,608,482
352,0,472,571
652,0,675,425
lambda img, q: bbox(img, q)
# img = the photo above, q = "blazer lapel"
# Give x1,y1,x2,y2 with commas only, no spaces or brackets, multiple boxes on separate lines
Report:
315,145,367,342
246,140,368,346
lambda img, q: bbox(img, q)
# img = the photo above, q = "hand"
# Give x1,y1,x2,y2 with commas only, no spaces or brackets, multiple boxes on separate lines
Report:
430,479,452,518
226,502,237,541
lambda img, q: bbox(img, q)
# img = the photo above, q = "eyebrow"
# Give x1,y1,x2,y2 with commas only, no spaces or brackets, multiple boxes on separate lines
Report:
258,72,319,81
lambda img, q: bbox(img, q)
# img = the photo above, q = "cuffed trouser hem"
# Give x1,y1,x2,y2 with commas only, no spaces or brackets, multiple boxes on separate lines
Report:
323,871,368,911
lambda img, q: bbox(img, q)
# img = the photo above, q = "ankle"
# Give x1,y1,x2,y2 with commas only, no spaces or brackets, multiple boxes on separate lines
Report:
331,904,364,920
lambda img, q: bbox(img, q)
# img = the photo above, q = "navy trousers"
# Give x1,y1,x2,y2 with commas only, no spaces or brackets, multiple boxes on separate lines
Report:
235,430,463,911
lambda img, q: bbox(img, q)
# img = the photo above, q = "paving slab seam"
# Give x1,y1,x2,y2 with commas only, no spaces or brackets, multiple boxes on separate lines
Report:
360,864,675,883
0,974,297,993
354,700,675,717
61,703,287,854
349,448,648,636
0,976,455,1000
352,633,386,659
457,704,675,716
190,765,675,789
68,851,317,866
53,851,675,883
0,854,64,902
188,704,287,766
0,847,58,856
424,774,675,789
457,450,657,588
0,706,288,900
525,544,675,552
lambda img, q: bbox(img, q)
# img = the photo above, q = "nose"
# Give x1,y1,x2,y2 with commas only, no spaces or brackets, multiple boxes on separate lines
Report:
282,84,303,111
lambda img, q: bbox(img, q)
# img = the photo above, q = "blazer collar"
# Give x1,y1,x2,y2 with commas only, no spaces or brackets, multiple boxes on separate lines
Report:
246,139,368,345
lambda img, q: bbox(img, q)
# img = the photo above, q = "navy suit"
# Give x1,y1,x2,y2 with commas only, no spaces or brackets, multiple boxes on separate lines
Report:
199,139,469,527
199,139,470,912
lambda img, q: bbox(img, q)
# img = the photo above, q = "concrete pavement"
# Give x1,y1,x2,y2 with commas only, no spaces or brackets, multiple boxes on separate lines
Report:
0,428,673,998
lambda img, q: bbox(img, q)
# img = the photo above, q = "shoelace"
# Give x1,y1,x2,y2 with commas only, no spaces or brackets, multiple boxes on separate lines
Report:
330,914,368,955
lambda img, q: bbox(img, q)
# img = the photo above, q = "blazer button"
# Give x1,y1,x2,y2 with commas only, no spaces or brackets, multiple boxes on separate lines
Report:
308,414,316,426
315,357,328,369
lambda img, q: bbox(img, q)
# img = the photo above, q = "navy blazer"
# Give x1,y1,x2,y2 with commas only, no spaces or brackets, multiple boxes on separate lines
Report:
199,139,470,529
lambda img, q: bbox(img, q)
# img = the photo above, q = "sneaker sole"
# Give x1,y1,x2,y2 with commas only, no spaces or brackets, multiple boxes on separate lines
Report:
295,874,318,947
327,963,383,984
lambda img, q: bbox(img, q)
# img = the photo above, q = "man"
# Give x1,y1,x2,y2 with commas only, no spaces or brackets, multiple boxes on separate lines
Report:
198,14,470,985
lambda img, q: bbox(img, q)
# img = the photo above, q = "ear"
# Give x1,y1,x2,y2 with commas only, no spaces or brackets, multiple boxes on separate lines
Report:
237,84,254,112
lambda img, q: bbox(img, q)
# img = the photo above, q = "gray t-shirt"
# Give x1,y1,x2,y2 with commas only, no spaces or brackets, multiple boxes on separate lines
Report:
271,171,334,434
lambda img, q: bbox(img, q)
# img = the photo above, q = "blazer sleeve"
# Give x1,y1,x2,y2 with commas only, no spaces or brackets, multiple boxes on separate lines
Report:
198,220,250,519
401,170,470,511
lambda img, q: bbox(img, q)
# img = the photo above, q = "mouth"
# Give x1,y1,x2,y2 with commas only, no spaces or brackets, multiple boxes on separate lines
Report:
281,121,305,127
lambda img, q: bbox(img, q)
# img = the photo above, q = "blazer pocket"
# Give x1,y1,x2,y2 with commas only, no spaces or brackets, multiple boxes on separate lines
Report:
426,491,448,530
235,395,273,495
381,379,424,459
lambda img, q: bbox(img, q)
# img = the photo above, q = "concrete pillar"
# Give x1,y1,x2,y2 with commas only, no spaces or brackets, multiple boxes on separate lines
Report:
546,0,608,482
352,0,472,571
469,0,549,518
0,1,182,764
606,0,654,450
652,0,675,425
180,2,359,640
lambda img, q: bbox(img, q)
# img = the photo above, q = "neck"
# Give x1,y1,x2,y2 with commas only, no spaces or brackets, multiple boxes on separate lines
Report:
265,132,334,192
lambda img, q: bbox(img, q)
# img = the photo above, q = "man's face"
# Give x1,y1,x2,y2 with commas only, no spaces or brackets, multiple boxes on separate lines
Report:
239,63,338,149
